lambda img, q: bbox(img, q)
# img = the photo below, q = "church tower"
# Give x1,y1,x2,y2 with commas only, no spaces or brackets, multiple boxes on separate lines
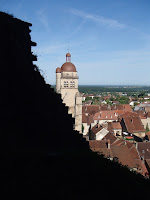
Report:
56,53,82,133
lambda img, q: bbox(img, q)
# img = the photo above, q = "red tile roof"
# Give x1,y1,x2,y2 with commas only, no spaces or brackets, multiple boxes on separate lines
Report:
89,140,107,149
119,111,139,119
134,159,149,177
111,104,132,112
82,114,94,125
108,122,122,133
111,139,126,146
89,138,149,177
82,104,131,117
134,110,147,119
93,110,118,120
88,140,112,157
82,105,101,115
129,145,140,159
123,116,145,133
90,124,104,135
145,159,150,169
111,145,136,168
137,142,150,159
102,132,118,144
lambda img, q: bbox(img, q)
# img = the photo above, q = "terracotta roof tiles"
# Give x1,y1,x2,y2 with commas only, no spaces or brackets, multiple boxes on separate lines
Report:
102,132,118,144
137,142,150,159
111,145,136,168
123,116,145,133
90,124,104,135
82,114,94,125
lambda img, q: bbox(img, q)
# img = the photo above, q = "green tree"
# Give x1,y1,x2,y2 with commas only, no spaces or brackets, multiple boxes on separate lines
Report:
110,96,115,101
85,97,92,102
138,92,145,98
146,123,149,133
119,96,130,104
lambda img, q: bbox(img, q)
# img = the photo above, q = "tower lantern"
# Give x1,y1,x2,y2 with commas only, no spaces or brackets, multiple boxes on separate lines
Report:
66,52,71,62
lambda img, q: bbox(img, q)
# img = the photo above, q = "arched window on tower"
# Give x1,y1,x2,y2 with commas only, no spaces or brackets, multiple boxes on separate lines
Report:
70,81,75,88
64,81,69,88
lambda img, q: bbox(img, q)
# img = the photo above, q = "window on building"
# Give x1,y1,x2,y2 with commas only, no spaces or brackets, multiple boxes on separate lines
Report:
64,81,69,88
70,81,75,88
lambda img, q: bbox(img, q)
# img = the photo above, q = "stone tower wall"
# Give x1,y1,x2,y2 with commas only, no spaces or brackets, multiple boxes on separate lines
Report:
75,93,82,133
56,72,61,93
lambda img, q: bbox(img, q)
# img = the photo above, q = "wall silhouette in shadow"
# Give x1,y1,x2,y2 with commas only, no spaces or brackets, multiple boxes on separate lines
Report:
0,12,150,199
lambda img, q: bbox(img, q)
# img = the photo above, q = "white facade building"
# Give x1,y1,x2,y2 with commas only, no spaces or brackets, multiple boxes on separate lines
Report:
56,53,82,133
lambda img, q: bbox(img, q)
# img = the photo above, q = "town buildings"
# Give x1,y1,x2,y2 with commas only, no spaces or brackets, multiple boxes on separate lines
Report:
82,102,150,177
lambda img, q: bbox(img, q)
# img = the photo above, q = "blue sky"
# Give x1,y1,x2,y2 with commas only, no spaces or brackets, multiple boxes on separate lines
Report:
1,0,150,85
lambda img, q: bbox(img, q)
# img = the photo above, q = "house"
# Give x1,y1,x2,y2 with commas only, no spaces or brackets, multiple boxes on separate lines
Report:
110,145,136,168
82,105,101,116
139,111,150,129
129,101,134,106
121,116,145,138
82,114,95,135
82,100,92,105
89,140,112,157
144,131,150,141
89,123,109,140
103,96,111,100
107,122,122,136
102,132,118,144
136,142,150,176
93,110,118,124
89,138,149,177
93,110,126,125
82,94,95,101
144,96,150,100
137,142,150,160
134,102,150,112
143,112,150,129
118,112,145,138
112,101,119,105
118,111,139,120
111,104,132,112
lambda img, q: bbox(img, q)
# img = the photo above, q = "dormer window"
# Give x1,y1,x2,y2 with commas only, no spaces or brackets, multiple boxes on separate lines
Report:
142,150,145,154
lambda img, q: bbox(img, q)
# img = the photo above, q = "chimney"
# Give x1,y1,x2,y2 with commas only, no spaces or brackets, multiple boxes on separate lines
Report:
141,155,145,164
96,123,99,128
107,139,110,149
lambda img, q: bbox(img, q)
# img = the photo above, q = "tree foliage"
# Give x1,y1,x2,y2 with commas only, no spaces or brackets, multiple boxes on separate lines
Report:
146,123,150,133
